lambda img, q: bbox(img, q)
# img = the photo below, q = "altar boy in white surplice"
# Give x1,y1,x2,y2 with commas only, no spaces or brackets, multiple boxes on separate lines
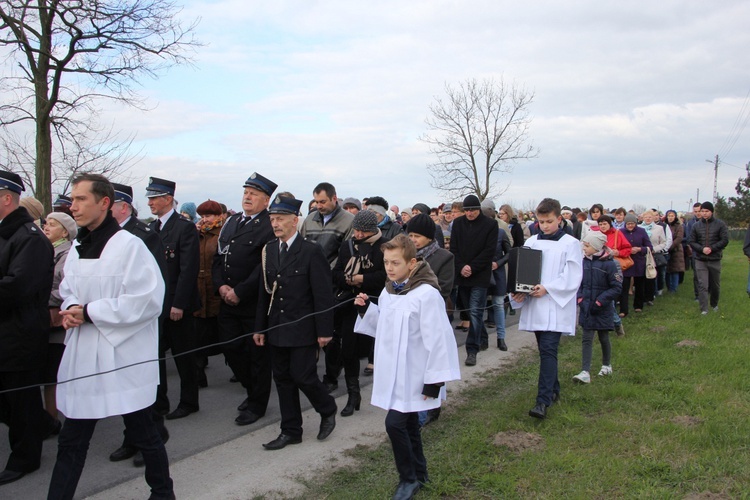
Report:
354,234,460,500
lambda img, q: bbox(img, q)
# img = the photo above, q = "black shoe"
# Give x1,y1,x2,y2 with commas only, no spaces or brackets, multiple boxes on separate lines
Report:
323,381,338,393
422,408,441,426
341,378,361,417
262,433,302,450
235,410,263,426
392,480,421,500
133,451,144,467
363,365,374,376
528,404,547,419
0,469,26,485
165,406,198,420
497,339,508,351
109,444,139,462
229,375,238,383
237,397,250,411
318,413,336,440
465,353,476,366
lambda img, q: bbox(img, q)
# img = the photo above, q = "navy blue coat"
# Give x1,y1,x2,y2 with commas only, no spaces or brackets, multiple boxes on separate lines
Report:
577,254,622,331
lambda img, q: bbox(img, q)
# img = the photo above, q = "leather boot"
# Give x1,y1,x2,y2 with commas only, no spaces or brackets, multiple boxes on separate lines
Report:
340,377,361,417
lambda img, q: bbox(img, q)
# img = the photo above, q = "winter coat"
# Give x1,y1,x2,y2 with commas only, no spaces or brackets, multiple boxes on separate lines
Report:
601,227,632,257
196,224,222,318
689,216,729,262
666,222,685,273
300,205,354,268
578,254,622,331
0,207,54,371
620,226,653,278
450,212,498,288
508,218,525,248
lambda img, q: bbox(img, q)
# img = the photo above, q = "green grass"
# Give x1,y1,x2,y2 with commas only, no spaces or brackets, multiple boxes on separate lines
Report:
300,243,750,499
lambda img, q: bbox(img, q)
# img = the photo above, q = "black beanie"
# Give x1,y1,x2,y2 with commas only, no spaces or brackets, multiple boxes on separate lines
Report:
406,214,436,238
463,195,481,210
700,201,714,213
412,203,431,215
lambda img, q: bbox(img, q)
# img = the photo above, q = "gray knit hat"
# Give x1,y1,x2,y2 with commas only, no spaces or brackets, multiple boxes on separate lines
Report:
624,213,638,225
353,209,378,233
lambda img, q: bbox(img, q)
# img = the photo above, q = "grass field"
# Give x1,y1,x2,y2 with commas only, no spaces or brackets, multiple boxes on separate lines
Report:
303,242,750,499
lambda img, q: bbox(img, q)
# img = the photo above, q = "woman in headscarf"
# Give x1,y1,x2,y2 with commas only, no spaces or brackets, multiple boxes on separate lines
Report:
180,201,200,225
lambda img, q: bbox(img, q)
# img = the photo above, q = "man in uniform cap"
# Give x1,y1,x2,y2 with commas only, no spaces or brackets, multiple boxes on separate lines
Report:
0,170,54,485
107,182,169,465
254,195,337,450
147,177,201,420
212,173,277,426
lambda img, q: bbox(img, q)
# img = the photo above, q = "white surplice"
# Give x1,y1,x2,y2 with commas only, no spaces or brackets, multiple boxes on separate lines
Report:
354,284,461,413
58,231,165,419
510,234,583,336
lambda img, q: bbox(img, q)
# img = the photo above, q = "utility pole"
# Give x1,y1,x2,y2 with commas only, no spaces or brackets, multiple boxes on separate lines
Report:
713,154,719,205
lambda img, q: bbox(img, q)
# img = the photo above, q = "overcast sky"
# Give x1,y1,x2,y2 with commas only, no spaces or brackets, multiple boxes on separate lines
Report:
100,1,750,214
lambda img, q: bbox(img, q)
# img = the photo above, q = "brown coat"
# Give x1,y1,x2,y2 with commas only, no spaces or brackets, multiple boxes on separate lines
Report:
666,223,685,273
195,225,222,318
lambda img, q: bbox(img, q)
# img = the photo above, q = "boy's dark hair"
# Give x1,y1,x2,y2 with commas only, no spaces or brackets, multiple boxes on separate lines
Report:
381,233,416,261
313,182,336,199
576,212,587,221
598,214,613,226
71,173,114,209
366,196,388,210
693,202,701,208
614,207,627,216
535,198,561,217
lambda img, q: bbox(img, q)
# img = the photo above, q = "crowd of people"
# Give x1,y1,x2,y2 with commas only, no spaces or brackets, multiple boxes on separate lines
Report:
0,166,732,499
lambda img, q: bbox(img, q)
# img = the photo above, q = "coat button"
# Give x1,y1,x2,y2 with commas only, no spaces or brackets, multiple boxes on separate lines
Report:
280,310,284,313
280,298,284,301
277,274,281,278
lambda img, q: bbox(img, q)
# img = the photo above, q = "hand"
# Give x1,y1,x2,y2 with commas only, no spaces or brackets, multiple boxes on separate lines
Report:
253,333,265,346
346,275,364,286
169,307,183,321
461,265,472,278
529,284,547,298
224,288,240,306
612,248,620,257
703,247,712,255
631,246,641,253
492,262,498,270
577,297,583,304
354,293,370,307
318,336,332,348
60,305,85,329
511,292,527,303
218,285,232,300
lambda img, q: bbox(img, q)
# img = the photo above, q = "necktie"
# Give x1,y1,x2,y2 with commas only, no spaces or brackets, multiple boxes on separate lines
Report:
238,216,248,229
155,219,162,233
279,241,288,266
392,281,405,292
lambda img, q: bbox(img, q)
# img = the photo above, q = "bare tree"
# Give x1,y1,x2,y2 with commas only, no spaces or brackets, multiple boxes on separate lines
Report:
420,77,537,201
0,0,199,211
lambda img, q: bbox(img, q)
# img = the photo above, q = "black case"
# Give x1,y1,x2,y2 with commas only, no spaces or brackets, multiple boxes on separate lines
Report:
507,247,543,293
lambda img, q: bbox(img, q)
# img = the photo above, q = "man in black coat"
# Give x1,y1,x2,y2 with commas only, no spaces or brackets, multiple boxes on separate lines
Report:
254,195,337,450
212,173,277,426
147,177,201,420
450,194,498,367
0,171,54,485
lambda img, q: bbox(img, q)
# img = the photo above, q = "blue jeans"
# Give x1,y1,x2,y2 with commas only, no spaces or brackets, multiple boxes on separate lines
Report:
534,331,562,407
667,272,680,292
458,286,488,354
611,302,621,326
491,294,507,340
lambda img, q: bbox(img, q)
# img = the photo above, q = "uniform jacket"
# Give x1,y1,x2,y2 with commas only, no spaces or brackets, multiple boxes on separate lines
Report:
256,235,334,347
450,212,498,288
689,216,729,261
58,229,164,419
123,215,167,282
150,211,200,313
0,207,54,371
577,254,623,331
212,210,275,315
300,206,354,268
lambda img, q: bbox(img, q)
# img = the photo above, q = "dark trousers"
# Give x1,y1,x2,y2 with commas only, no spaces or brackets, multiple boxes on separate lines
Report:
581,329,611,372
322,308,344,384
218,308,271,416
339,306,363,379
156,315,199,413
385,410,427,482
0,370,44,473
270,344,336,438
534,331,561,407
48,407,173,500
458,285,489,354
620,276,645,314
695,259,722,312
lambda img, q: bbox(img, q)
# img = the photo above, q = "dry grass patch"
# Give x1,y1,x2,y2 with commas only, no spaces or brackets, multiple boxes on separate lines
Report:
492,430,545,454
671,415,703,427
675,340,702,347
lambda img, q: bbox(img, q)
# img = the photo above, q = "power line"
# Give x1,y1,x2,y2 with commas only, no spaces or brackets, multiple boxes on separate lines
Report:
718,86,750,159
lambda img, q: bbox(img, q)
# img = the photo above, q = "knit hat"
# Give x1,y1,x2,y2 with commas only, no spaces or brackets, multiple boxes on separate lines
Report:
367,204,387,217
412,203,431,215
46,212,77,241
180,202,199,223
624,213,638,225
406,214,436,239
197,200,222,216
481,199,496,211
463,195,481,210
342,197,362,210
582,230,607,252
700,201,714,213
353,209,378,233
20,197,44,221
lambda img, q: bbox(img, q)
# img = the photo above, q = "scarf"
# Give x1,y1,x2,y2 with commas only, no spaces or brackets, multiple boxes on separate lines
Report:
416,239,440,261
537,227,566,241
640,222,653,237
343,230,382,282
198,217,224,233
377,215,391,228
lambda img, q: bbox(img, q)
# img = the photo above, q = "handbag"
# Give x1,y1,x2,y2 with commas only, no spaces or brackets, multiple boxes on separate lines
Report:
613,231,634,271
653,252,668,267
645,248,657,279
